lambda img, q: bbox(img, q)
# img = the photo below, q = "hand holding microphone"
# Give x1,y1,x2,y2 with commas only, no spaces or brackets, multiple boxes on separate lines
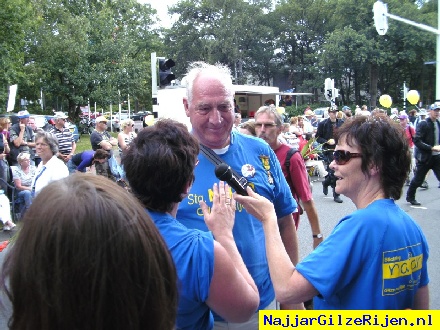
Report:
214,163,249,196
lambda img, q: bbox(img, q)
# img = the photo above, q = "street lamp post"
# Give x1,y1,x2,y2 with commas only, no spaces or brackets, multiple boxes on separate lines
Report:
373,0,440,100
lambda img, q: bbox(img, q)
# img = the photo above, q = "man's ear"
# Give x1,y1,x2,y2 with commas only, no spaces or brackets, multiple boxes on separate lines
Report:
183,98,190,117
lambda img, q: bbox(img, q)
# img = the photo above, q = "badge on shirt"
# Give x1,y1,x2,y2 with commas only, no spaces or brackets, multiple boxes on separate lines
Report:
241,164,256,178
259,155,274,185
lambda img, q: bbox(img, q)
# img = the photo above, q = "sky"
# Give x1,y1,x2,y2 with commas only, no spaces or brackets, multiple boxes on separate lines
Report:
137,0,179,28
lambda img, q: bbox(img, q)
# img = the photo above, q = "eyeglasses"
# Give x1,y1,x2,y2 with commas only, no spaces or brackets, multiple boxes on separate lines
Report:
333,150,362,165
254,122,277,128
100,121,107,124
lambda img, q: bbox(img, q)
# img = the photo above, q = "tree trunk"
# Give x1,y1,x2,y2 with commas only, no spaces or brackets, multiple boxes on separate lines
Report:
369,62,379,109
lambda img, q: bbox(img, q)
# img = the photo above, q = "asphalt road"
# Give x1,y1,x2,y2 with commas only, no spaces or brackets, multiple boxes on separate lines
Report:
0,172,438,327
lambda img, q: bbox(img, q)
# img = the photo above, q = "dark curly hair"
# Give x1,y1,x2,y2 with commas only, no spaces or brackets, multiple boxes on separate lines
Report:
122,119,200,212
334,115,411,200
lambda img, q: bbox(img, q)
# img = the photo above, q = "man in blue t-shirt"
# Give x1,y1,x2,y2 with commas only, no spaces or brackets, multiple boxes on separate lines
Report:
177,62,301,329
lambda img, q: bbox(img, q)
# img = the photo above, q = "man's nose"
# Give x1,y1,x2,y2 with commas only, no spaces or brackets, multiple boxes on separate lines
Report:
208,109,223,123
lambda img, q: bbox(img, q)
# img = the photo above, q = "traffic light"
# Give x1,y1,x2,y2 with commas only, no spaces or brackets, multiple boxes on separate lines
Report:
326,89,333,101
159,59,176,87
324,78,334,101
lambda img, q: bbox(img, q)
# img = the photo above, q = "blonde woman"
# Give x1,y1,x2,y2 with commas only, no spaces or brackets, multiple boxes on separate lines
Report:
12,152,36,216
117,119,137,154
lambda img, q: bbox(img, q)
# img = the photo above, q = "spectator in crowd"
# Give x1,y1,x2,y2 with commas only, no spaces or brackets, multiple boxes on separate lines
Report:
66,149,109,174
300,133,328,180
255,106,323,248
406,102,440,205
11,152,36,216
408,109,417,124
177,61,301,328
117,119,137,154
27,116,42,166
235,115,429,310
123,119,259,330
233,113,242,131
0,188,15,231
239,121,256,136
414,108,428,128
302,110,315,134
316,107,344,203
398,114,416,185
31,132,69,197
49,113,76,164
1,175,178,330
90,115,118,179
234,98,240,113
8,110,35,166
0,118,10,192
90,116,117,152
296,116,306,136
284,95,293,106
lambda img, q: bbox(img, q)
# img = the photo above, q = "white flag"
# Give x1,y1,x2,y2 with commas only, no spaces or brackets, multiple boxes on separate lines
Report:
7,84,18,112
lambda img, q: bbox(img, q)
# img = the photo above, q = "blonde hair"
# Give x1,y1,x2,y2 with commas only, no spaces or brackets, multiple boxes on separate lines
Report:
17,152,31,163
0,117,11,130
121,119,134,129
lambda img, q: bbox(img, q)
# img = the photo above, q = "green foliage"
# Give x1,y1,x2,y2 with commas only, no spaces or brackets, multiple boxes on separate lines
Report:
1,0,438,117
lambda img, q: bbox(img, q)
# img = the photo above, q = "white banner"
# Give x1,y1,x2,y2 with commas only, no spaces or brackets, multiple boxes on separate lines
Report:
7,84,18,112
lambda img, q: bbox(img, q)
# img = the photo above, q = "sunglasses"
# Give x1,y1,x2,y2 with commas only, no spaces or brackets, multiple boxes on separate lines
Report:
333,150,362,165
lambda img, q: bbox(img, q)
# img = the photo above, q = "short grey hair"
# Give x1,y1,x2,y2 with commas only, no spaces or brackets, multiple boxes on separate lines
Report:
35,131,59,155
182,62,234,104
255,105,283,127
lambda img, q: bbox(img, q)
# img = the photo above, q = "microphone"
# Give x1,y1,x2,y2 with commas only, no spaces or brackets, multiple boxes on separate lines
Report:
214,163,249,196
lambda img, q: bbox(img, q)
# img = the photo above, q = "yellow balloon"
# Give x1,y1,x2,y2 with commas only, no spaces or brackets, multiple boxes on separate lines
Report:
276,107,285,115
144,114,155,126
379,94,392,108
406,90,420,105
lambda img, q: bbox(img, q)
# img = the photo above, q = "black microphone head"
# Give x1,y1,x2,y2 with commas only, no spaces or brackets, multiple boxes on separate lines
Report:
215,163,233,181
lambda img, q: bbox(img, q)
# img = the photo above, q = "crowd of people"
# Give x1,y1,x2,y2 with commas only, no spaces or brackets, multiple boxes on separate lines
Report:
0,62,434,329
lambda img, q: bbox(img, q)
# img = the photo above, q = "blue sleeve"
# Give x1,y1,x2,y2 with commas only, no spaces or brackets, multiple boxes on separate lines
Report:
77,152,94,172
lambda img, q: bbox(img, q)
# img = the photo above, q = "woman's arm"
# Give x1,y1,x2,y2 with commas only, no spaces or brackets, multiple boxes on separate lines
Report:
14,178,31,191
117,133,128,151
201,182,259,322
235,187,318,305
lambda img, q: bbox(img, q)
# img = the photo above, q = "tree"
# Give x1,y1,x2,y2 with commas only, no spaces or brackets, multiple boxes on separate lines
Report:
0,0,32,110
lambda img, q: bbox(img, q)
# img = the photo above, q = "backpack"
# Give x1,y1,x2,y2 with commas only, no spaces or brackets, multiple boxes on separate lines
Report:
284,147,312,197
284,148,299,171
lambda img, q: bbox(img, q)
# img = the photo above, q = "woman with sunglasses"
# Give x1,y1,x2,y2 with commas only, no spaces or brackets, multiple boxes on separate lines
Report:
234,115,429,309
117,119,137,154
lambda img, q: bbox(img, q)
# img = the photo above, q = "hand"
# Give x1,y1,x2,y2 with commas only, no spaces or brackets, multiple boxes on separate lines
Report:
327,138,335,145
432,145,440,152
200,181,236,238
19,123,26,131
233,187,277,224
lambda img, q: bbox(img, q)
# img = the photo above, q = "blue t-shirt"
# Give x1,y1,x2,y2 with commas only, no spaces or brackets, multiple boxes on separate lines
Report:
148,211,215,330
176,131,297,320
296,199,429,309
